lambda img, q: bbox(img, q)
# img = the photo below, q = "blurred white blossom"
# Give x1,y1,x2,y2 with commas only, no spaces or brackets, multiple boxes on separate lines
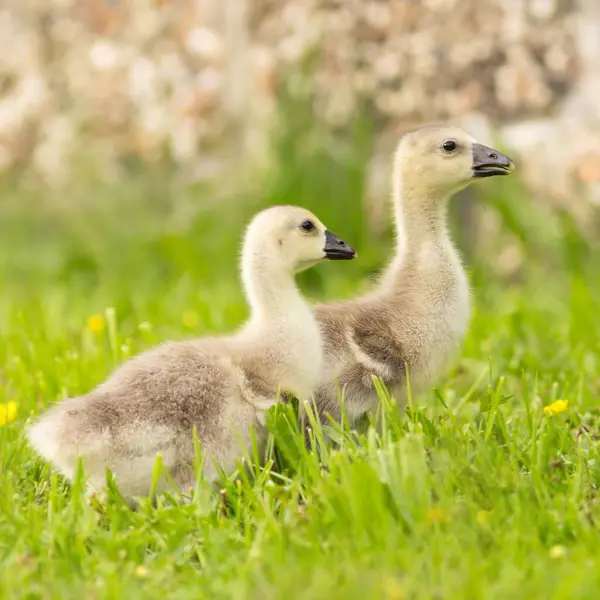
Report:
0,0,597,214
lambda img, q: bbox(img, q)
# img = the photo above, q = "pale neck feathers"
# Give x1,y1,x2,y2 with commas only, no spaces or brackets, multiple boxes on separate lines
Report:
241,246,309,326
380,173,458,293
239,243,321,401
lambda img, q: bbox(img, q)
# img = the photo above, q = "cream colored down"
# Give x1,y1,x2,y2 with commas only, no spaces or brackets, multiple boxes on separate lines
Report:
28,205,344,501
312,126,512,424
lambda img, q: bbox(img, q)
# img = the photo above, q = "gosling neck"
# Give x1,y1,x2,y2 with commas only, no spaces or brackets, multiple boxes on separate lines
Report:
396,175,453,248
242,250,307,325
384,176,456,287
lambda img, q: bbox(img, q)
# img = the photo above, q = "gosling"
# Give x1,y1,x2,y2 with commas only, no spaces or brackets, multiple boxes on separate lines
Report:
28,206,356,501
312,126,514,424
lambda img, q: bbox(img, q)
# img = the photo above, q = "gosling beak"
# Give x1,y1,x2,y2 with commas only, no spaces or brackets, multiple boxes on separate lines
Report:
472,143,515,178
323,230,357,260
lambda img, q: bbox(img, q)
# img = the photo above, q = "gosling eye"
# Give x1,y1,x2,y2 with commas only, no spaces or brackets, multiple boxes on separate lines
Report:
300,219,316,233
442,139,458,153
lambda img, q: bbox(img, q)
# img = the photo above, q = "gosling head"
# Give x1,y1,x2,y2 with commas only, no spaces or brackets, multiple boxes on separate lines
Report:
394,125,515,197
243,205,356,274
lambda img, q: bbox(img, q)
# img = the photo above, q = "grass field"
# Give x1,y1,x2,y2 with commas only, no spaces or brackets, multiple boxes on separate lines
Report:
1,126,600,599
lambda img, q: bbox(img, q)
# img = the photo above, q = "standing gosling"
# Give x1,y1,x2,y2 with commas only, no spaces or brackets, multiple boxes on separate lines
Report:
313,126,514,424
28,206,356,501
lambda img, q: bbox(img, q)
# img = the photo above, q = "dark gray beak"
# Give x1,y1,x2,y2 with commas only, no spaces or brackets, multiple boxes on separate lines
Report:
472,143,515,178
323,230,356,260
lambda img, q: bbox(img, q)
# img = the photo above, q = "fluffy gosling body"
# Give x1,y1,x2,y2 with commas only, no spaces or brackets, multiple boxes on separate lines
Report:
313,126,515,424
28,206,356,501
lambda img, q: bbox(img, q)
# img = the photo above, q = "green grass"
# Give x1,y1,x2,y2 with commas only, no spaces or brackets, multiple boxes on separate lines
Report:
2,123,600,599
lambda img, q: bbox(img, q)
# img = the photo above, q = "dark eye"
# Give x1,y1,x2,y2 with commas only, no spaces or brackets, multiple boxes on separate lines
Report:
442,139,458,153
300,219,315,233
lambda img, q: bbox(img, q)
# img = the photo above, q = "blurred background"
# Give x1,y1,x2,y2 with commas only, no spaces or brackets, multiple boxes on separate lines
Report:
1,0,600,340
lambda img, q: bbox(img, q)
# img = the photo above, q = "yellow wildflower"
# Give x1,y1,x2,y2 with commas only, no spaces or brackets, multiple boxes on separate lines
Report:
544,399,569,416
383,577,405,600
0,401,18,425
182,310,199,328
425,507,447,525
134,565,149,578
549,545,567,559
87,314,106,334
476,509,491,526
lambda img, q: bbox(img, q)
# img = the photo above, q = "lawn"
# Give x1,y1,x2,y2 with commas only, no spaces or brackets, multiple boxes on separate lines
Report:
1,132,600,599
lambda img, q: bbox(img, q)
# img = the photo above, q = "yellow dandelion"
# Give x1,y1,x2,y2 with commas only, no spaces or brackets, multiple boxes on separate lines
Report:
476,509,491,526
549,545,567,559
134,565,149,578
0,401,18,425
182,310,199,329
425,507,447,525
383,577,405,600
544,399,569,416
87,314,106,334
